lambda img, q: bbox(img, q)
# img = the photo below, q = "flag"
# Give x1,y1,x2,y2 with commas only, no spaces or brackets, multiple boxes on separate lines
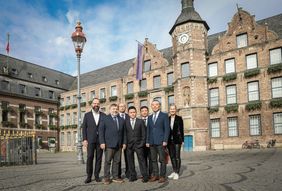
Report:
6,33,10,54
136,43,143,80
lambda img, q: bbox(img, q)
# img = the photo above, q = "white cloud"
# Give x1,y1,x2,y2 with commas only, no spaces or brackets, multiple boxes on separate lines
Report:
66,10,80,24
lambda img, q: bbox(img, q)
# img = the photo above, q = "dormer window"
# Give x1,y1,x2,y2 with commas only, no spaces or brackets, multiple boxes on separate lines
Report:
42,76,48,82
236,33,248,48
28,73,33,79
55,80,60,85
11,68,18,75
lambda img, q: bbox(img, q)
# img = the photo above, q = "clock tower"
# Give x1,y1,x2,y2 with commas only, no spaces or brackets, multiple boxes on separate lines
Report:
169,0,210,151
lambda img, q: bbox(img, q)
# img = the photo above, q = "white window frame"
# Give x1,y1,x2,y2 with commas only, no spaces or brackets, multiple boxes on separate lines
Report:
210,119,220,138
209,88,219,107
208,63,218,77
248,81,259,101
246,53,258,69
237,33,248,48
228,117,238,137
226,85,237,104
274,113,282,134
249,115,261,136
271,77,282,98
225,58,235,74
270,48,282,65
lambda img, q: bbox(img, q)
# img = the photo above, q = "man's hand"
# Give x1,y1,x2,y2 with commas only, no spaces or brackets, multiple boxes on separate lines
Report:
100,144,106,150
83,140,88,148
122,144,126,150
146,143,150,148
162,142,167,147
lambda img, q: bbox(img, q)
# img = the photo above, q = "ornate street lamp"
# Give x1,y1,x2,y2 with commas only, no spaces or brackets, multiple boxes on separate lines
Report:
71,21,86,164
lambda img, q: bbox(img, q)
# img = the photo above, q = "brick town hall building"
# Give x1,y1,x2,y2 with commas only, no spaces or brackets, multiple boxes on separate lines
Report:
1,0,282,152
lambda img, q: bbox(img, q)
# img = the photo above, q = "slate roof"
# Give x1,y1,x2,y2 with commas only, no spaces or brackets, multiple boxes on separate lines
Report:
0,54,75,90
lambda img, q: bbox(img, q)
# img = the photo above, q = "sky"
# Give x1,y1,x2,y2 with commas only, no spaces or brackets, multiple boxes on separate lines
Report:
0,0,281,76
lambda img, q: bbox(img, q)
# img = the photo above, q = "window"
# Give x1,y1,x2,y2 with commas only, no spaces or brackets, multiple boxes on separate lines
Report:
60,98,64,107
246,54,258,69
90,91,95,100
66,96,71,105
154,97,162,104
270,48,282,65
42,76,47,82
100,88,106,99
72,95,77,104
249,115,261,136
1,101,8,122
228,117,238,137
140,100,147,107
273,113,282,134
168,95,174,108
210,119,220,138
226,85,237,104
55,80,59,85
81,93,86,102
60,132,65,146
19,104,26,124
248,81,259,101
60,114,64,126
167,73,174,86
35,112,41,125
27,72,33,79
181,63,189,78
140,79,147,91
73,131,77,145
144,60,151,72
72,112,77,125
67,132,71,146
127,102,134,108
66,113,71,125
208,63,218,77
272,77,282,98
153,75,161,89
48,91,54,99
111,85,117,96
127,82,133,94
209,88,219,107
49,108,54,125
225,59,235,74
35,87,41,97
236,33,248,48
18,84,26,94
1,80,9,90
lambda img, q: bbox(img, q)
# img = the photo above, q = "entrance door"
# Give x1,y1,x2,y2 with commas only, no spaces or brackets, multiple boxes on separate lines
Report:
184,135,193,152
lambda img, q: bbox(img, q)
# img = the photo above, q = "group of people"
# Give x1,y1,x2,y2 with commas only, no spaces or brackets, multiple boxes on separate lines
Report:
82,98,184,185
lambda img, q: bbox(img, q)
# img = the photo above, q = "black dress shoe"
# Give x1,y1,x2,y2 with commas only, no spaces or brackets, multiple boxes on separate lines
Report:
142,178,148,183
95,177,101,182
129,178,137,182
84,177,91,184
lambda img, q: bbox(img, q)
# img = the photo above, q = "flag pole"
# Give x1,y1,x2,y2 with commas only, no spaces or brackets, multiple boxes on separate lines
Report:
135,40,145,46
6,33,10,72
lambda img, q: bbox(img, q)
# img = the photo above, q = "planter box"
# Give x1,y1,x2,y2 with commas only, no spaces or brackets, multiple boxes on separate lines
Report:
270,98,282,108
109,96,118,102
138,91,148,97
225,104,238,113
267,63,282,74
164,86,174,93
245,101,262,111
208,106,219,113
207,77,217,84
125,93,134,100
223,73,237,82
99,98,107,103
244,68,260,78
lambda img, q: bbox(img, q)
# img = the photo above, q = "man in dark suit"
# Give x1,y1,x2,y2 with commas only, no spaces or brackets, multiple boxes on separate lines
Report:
82,98,106,184
140,106,153,178
146,100,170,183
99,103,126,185
118,103,130,179
125,106,148,182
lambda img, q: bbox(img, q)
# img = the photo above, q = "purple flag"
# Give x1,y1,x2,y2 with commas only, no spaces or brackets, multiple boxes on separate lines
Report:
136,43,143,80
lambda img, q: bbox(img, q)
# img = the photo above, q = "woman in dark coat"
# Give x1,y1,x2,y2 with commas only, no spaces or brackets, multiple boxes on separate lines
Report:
167,104,184,180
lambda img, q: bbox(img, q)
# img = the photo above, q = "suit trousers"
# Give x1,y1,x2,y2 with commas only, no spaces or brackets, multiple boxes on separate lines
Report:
86,143,103,179
150,145,166,178
104,147,121,179
168,143,181,174
144,146,153,176
126,146,148,179
119,149,129,178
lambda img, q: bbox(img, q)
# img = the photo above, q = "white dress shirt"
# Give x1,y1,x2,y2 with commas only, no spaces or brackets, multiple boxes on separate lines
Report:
92,109,100,126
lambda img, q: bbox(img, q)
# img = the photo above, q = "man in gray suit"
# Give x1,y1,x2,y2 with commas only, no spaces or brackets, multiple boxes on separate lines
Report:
99,103,126,185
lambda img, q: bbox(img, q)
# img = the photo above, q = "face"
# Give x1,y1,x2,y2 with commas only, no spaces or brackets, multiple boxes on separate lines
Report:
91,99,100,112
169,105,177,116
128,109,137,119
151,101,160,112
140,108,149,118
118,103,126,113
110,105,118,116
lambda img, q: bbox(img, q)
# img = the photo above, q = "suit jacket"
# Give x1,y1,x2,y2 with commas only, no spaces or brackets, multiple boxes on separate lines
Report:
169,115,184,144
82,111,106,144
99,114,126,148
125,118,146,149
146,111,170,145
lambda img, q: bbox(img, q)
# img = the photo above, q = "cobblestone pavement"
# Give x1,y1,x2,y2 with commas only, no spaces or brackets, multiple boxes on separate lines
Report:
0,148,281,191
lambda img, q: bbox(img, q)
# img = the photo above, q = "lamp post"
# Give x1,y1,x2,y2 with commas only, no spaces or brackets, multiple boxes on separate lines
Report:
71,21,86,164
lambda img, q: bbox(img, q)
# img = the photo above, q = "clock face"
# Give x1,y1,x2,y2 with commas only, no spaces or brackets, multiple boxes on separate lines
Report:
178,33,189,44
